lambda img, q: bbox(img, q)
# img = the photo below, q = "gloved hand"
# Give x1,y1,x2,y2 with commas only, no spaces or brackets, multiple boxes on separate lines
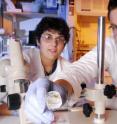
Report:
24,77,54,124
24,77,68,124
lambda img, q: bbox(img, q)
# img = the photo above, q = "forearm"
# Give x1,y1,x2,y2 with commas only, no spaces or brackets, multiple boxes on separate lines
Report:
55,79,73,96
0,103,11,115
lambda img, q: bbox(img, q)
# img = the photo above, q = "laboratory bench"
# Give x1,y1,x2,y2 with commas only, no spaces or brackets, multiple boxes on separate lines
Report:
1,108,117,124
0,116,20,124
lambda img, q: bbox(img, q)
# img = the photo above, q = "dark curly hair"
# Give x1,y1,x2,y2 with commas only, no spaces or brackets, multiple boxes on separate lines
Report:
35,16,70,44
108,0,117,20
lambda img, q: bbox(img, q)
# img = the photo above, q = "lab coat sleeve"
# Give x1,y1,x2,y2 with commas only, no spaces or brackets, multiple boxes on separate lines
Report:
22,47,38,74
54,37,114,99
106,96,117,110
54,36,115,98
54,47,98,97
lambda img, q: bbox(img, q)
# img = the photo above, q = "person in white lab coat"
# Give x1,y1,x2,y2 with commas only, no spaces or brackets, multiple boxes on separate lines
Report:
0,16,71,116
54,0,117,107
24,0,117,123
23,16,71,82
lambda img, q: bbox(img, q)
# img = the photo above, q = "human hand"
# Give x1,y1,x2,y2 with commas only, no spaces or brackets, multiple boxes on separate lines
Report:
24,77,54,124
0,103,11,115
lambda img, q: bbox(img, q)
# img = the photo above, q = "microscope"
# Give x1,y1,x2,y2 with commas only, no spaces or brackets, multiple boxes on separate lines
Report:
83,16,116,123
0,36,30,123
0,1,31,123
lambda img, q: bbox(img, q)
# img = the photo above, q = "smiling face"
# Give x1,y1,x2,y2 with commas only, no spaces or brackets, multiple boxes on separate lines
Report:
109,8,117,42
38,29,65,61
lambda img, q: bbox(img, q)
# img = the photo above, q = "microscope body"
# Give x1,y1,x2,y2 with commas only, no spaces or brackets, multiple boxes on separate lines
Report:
83,16,116,123
0,37,29,124
85,83,107,123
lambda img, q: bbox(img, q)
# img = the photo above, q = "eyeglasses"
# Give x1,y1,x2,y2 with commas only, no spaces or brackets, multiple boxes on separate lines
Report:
41,33,66,45
109,24,117,32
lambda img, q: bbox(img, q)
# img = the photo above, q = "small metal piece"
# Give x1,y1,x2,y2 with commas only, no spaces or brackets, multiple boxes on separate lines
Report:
95,113,105,119
104,84,116,98
0,85,6,92
97,16,105,84
83,103,93,117
7,93,21,110
14,79,30,93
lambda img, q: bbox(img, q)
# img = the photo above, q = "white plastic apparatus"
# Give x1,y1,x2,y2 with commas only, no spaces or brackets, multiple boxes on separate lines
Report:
85,16,107,124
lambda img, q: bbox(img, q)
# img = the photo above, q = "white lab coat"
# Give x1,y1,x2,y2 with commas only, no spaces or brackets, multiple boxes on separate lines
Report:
0,46,71,82
23,47,71,82
23,47,78,106
55,36,117,109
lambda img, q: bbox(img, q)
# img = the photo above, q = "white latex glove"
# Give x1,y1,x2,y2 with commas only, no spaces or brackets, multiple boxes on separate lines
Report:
24,77,54,124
